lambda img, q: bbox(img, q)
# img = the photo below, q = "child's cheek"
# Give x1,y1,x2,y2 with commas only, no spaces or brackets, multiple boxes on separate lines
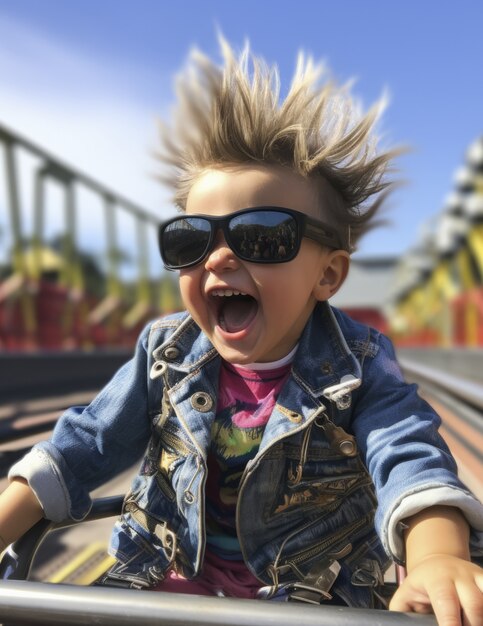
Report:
178,272,199,311
178,270,212,334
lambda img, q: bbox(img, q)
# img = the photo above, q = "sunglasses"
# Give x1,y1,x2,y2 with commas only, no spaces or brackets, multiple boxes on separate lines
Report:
158,206,344,270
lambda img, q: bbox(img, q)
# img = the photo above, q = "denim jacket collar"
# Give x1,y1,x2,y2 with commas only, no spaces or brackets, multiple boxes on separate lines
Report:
153,302,360,381
291,301,362,395
152,314,217,374
150,301,362,458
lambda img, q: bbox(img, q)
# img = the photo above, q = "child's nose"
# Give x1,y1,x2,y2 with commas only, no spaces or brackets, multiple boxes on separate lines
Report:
204,231,240,272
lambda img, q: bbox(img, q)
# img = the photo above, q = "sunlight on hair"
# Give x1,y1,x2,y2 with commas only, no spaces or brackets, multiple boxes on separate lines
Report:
156,35,401,252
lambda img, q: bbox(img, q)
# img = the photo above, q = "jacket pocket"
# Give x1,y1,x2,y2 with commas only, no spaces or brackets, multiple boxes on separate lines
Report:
278,512,373,582
272,457,373,518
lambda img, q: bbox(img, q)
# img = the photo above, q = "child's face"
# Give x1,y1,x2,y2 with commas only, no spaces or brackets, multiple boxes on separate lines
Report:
179,164,347,364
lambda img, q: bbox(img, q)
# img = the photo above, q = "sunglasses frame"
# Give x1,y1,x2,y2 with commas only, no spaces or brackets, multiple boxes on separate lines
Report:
158,206,344,270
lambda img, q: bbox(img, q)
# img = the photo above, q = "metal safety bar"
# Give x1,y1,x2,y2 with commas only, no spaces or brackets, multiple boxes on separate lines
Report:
0,496,438,625
0,580,437,626
0,496,124,581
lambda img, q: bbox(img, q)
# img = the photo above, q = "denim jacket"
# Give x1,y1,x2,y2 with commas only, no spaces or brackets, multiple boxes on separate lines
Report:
10,302,483,607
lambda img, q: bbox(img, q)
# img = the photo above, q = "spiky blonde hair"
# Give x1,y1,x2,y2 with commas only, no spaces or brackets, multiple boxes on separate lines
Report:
157,37,398,251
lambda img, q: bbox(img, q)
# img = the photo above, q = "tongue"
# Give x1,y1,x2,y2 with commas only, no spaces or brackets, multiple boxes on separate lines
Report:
219,297,258,333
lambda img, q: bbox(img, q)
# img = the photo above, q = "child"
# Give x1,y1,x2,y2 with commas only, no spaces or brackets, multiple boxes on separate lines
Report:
1,38,482,624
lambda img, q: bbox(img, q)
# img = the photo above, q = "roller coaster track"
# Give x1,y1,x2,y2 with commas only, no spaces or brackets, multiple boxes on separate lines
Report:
397,351,483,500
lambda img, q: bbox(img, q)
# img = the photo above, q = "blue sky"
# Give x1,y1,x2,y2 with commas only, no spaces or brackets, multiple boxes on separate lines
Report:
0,0,482,258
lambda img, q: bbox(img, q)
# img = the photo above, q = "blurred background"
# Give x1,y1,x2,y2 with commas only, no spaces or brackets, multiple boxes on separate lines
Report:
0,0,481,585
1,0,483,352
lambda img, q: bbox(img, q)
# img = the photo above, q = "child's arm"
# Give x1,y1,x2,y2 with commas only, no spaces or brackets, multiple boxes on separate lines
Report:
0,478,44,551
389,505,483,626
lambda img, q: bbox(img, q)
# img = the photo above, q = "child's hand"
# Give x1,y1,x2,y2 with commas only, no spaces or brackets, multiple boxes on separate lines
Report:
389,554,483,626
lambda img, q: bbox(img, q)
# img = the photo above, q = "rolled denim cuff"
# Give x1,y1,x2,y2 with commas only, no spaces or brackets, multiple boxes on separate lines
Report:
8,447,76,522
386,484,483,562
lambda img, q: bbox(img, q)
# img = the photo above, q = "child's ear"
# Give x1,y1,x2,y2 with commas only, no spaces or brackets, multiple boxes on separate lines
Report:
313,250,350,301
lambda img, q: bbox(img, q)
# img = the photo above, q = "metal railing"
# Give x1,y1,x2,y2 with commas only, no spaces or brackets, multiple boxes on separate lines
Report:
398,354,483,480
0,581,438,626
0,496,438,626
398,355,483,412
0,122,180,350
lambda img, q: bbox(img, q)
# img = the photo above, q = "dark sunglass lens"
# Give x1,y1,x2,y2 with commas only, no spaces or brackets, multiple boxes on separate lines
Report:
229,211,298,261
162,217,211,267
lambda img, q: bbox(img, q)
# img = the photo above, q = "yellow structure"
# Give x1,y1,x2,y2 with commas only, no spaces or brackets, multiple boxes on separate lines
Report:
390,137,483,347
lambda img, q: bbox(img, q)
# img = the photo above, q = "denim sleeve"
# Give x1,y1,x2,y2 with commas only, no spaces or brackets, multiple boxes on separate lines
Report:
8,323,154,522
351,333,483,563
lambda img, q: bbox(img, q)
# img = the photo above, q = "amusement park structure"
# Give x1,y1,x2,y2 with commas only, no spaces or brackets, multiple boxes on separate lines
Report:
0,123,180,352
388,137,483,348
0,122,482,352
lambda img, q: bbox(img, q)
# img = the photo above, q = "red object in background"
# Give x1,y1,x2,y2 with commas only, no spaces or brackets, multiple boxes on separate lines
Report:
0,279,156,352
36,282,71,349
452,288,483,347
0,281,74,351
0,294,27,351
341,307,388,334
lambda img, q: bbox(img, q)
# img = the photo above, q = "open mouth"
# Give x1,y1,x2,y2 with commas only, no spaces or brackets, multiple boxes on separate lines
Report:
210,289,259,334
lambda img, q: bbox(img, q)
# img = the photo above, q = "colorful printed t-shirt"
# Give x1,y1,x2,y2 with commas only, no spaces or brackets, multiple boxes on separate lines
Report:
205,353,294,559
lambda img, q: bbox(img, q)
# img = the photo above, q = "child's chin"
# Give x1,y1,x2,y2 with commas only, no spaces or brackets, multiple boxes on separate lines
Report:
213,339,254,365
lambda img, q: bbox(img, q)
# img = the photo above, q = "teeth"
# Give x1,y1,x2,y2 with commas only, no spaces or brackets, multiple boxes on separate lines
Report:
211,289,248,297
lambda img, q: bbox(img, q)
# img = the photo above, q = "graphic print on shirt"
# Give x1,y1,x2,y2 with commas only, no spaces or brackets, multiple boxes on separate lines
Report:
205,361,291,557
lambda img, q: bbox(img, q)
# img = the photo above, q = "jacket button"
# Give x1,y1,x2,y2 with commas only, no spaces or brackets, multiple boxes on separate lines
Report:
184,491,195,504
150,361,167,379
339,440,356,455
163,346,180,361
287,411,302,423
190,392,213,412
